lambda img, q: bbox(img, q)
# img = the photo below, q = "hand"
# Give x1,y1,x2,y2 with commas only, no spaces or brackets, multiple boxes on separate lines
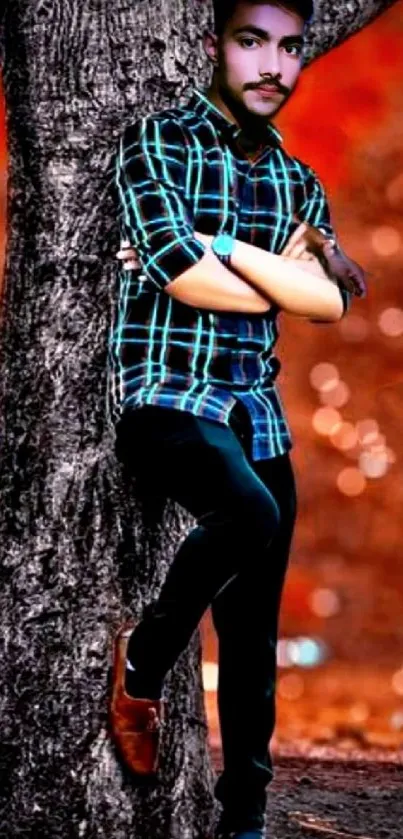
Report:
281,221,320,260
280,223,329,278
282,219,367,298
116,239,140,271
321,238,367,298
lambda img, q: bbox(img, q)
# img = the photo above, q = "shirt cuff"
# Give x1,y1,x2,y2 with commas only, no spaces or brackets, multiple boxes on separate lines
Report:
142,234,207,291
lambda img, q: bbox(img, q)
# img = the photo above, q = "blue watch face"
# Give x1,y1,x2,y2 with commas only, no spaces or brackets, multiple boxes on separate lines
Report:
214,233,234,256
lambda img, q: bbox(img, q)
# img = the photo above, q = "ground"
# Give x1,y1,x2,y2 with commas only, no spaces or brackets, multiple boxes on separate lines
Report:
206,660,403,839
211,742,402,839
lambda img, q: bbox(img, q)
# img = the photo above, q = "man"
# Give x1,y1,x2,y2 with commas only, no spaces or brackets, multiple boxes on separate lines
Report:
109,2,366,838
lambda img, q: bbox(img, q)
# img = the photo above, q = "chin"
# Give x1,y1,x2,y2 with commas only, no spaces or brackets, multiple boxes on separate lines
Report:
250,102,278,118
244,93,280,116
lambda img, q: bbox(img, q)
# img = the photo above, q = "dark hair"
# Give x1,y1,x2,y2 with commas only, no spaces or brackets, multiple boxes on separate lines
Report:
212,0,314,38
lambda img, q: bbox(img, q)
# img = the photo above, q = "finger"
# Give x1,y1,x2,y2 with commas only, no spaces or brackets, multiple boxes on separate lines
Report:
287,240,311,260
123,260,138,271
282,240,313,260
300,250,315,261
281,227,303,257
117,248,136,259
117,247,136,255
118,243,136,253
281,222,309,256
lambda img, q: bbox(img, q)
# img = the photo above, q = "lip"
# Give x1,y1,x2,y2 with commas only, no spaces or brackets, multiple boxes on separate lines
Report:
255,86,281,97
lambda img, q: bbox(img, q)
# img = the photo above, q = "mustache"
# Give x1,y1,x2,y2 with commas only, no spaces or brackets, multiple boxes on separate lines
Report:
248,80,290,96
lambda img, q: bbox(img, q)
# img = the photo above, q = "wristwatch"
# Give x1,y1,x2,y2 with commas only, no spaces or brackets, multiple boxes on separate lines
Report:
211,232,235,268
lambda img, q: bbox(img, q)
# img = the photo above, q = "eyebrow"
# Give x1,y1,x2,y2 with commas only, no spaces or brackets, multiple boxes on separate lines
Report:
232,25,304,44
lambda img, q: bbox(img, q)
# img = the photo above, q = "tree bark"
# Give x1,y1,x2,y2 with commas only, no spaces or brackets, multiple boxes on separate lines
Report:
0,1,398,837
303,0,398,64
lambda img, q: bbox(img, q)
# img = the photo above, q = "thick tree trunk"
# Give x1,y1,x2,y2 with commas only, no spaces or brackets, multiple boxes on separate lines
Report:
0,1,397,837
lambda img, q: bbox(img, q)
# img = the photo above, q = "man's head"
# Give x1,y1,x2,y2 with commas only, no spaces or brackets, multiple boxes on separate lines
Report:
203,1,314,126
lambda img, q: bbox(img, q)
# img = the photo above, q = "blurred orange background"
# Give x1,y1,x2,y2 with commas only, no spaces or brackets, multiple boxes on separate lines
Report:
1,4,403,753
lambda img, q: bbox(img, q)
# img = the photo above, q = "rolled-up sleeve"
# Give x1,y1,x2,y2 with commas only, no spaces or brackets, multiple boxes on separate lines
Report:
114,116,207,291
299,167,353,319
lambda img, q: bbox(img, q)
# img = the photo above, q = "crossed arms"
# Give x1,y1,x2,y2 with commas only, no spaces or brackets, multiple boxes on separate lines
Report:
114,118,354,323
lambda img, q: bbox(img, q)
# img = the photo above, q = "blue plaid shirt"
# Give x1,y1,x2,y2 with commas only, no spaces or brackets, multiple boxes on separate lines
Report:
109,85,351,461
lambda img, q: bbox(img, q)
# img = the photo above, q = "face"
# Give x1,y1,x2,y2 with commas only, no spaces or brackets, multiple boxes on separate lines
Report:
203,2,305,127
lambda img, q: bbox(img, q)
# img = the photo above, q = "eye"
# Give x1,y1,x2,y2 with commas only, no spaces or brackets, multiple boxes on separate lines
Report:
238,37,259,48
283,43,303,57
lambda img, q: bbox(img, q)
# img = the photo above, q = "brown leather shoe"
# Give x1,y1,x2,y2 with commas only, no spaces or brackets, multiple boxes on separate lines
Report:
109,619,165,775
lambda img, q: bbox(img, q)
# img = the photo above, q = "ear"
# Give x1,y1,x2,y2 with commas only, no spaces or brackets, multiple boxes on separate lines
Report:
202,28,219,65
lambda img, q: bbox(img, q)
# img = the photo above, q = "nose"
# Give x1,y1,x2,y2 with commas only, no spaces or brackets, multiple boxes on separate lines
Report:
260,44,281,78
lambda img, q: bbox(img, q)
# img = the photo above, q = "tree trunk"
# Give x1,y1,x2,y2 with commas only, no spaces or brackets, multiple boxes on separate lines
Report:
0,1,397,837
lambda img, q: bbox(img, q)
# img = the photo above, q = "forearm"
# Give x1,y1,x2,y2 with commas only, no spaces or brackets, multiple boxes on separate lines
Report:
165,247,272,314
231,239,343,322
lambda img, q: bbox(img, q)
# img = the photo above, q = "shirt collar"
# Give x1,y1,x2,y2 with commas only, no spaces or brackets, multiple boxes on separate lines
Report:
185,85,283,151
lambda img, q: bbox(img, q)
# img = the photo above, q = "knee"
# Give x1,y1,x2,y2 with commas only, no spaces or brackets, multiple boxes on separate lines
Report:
244,491,281,548
226,490,281,551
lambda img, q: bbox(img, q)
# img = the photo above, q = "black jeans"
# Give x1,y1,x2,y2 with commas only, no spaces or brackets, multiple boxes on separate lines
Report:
114,401,297,833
